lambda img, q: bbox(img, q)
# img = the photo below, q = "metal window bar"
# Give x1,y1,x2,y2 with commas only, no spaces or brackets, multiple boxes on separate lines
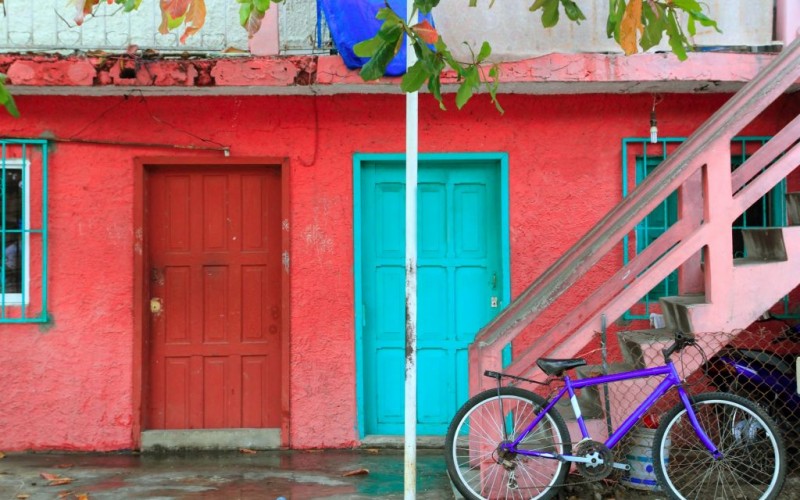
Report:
0,139,48,323
622,136,794,320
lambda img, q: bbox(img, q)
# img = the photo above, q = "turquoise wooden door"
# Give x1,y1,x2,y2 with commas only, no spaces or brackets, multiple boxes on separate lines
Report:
359,158,505,435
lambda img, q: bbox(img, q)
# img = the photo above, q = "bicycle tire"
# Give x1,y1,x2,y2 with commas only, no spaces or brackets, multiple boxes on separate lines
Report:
444,387,571,500
652,391,786,500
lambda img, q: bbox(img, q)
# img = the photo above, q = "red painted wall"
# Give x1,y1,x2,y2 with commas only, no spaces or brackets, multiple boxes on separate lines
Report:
0,92,796,450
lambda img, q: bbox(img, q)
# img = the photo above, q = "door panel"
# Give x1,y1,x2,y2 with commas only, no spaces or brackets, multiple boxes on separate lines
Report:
147,166,282,430
361,159,502,435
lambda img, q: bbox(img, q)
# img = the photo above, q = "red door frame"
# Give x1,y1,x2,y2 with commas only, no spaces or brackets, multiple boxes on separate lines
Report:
132,156,291,449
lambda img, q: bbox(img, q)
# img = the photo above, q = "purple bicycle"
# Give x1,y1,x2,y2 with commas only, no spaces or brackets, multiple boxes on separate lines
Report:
445,331,787,499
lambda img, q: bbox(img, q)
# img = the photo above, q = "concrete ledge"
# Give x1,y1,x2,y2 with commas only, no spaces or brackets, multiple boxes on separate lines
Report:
3,50,798,96
141,429,281,452
361,435,445,449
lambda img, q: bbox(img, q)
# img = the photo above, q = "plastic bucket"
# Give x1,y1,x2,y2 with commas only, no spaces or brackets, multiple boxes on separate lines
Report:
620,427,667,491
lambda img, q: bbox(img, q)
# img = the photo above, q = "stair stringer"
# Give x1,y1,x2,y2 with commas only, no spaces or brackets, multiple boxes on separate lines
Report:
567,227,800,428
469,38,800,398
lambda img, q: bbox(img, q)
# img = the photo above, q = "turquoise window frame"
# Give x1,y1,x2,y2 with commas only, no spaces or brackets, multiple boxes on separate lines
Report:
1,139,49,323
623,137,792,320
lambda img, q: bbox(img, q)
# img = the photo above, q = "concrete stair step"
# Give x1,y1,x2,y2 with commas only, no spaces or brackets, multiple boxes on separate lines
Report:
736,227,788,263
617,328,675,369
659,295,709,333
787,192,800,226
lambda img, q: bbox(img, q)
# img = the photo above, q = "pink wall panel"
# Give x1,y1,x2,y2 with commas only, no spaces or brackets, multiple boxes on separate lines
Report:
0,92,796,451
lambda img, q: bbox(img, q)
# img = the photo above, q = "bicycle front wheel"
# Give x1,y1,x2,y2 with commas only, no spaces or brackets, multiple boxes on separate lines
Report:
444,387,571,500
653,392,786,500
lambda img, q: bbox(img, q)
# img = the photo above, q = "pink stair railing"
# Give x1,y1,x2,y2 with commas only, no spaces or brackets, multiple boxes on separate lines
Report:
470,36,800,394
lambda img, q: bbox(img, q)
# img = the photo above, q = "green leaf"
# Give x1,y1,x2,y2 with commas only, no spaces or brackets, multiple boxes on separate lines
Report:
239,3,252,27
121,0,142,12
670,0,703,12
167,13,185,30
401,60,429,92
413,0,439,14
353,36,382,57
254,0,270,14
690,11,721,33
376,7,402,22
377,20,403,42
529,0,548,11
560,0,585,23
427,74,445,110
476,41,491,63
0,76,19,118
488,65,504,114
359,27,403,80
607,0,625,40
469,0,477,5
665,10,688,61
455,81,474,110
540,0,559,28
640,2,664,50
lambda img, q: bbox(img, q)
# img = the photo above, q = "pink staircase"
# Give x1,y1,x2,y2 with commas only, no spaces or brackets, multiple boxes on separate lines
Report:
470,36,800,399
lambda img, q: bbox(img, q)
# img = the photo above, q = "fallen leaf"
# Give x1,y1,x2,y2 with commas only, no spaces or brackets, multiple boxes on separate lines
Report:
15,494,29,499
57,491,73,498
55,464,74,469
239,448,257,454
0,451,5,459
40,472,74,486
75,493,89,500
342,468,369,477
365,448,379,454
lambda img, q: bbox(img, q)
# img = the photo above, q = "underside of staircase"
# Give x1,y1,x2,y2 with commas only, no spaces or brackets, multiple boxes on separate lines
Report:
469,35,800,412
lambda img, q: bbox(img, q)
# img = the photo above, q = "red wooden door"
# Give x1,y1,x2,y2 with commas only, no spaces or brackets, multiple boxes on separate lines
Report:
146,165,282,430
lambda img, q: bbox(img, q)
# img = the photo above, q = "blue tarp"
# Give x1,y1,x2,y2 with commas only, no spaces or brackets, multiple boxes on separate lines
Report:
318,0,434,76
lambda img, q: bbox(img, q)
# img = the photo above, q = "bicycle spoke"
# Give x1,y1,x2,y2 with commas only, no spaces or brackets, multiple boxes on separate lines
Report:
653,393,785,500
446,388,571,500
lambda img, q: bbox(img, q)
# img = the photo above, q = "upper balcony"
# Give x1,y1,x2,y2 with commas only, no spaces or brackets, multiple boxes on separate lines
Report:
0,0,797,96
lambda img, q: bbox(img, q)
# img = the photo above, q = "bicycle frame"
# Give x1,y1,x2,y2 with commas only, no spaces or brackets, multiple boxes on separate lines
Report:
502,360,723,462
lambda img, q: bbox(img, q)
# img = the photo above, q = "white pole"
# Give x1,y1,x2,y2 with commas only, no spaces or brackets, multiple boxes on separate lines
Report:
404,1,419,499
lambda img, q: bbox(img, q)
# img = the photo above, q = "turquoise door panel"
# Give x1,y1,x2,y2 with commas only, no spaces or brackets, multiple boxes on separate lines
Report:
360,158,503,435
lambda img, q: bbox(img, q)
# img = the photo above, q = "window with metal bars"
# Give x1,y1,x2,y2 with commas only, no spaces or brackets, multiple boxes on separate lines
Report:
1,139,48,323
623,137,792,319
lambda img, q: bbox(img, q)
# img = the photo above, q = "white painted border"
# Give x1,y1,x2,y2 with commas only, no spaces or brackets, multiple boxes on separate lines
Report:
2,158,29,306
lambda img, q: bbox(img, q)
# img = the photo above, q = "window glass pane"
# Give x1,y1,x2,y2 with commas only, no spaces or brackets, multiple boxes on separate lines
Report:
3,167,23,294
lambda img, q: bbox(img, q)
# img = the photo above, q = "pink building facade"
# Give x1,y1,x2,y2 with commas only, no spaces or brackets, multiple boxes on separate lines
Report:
0,49,798,451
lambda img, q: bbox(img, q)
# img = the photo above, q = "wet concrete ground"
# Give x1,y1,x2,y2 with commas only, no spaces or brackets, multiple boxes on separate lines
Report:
0,449,455,499
3,450,798,499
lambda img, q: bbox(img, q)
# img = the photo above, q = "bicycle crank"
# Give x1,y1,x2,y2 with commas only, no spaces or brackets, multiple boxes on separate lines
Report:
574,440,618,480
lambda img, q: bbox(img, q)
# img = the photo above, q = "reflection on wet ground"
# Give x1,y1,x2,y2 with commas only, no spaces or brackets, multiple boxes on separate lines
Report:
0,449,454,499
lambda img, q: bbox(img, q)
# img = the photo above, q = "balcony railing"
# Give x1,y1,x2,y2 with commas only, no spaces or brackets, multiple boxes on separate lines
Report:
0,0,332,55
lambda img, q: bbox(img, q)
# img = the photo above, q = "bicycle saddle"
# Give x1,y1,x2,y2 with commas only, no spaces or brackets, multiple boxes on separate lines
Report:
537,358,587,376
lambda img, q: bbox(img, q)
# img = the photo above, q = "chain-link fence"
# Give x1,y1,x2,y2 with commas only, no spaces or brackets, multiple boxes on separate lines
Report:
543,319,800,498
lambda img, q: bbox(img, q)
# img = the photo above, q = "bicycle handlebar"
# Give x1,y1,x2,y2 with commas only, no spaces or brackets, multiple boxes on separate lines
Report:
662,330,696,361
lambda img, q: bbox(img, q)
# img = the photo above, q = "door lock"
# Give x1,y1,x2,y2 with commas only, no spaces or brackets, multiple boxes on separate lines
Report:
150,298,163,313
491,297,499,308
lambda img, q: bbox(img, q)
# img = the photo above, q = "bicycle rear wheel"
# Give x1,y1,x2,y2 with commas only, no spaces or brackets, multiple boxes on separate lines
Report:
444,387,571,500
653,392,786,500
